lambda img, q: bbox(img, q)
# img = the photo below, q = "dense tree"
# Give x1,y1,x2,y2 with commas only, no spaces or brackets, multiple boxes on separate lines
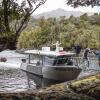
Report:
66,0,100,49
17,27,49,49
17,14,100,49
0,0,47,49
80,13,88,21
89,13,100,25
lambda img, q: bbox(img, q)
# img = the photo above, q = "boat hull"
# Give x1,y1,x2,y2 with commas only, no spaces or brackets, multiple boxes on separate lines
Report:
42,66,82,81
21,63,82,81
21,63,42,76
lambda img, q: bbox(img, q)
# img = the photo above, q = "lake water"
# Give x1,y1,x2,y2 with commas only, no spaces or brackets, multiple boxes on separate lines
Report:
0,50,99,93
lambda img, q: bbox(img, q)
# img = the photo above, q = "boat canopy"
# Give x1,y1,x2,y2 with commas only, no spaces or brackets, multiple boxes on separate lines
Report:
24,49,75,57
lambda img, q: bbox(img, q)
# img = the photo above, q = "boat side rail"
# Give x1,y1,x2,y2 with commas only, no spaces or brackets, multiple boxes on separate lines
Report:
70,56,98,60
70,56,99,69
21,56,41,65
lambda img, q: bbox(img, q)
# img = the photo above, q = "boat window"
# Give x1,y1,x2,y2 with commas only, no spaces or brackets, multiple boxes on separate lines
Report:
55,56,73,65
29,54,42,65
44,56,56,66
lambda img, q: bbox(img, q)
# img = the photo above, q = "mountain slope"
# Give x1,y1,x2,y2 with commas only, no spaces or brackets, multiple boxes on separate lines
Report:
34,8,93,18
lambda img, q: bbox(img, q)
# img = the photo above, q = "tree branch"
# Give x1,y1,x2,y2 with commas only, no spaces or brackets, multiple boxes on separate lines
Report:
66,0,100,7
14,0,47,43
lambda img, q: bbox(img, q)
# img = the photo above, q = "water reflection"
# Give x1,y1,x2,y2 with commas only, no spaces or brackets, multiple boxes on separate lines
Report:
25,72,64,89
0,64,99,93
0,69,36,93
0,67,64,93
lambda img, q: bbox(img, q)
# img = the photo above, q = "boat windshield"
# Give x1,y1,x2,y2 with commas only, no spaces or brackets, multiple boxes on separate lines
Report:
44,56,56,66
44,55,73,66
54,56,73,66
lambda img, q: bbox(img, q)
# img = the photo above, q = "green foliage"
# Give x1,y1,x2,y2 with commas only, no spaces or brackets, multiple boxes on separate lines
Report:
17,27,48,49
17,14,100,49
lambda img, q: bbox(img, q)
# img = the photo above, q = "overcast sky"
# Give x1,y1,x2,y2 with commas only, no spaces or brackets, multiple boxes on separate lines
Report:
34,0,100,14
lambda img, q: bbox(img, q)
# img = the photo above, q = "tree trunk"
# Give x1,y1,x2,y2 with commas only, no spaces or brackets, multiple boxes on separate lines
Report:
12,13,30,49
3,0,10,32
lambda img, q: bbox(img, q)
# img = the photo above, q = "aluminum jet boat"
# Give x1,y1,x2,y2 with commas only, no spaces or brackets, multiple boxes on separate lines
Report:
21,42,82,81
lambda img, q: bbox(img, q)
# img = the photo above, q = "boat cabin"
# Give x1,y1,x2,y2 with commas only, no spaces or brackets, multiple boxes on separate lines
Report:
24,49,75,67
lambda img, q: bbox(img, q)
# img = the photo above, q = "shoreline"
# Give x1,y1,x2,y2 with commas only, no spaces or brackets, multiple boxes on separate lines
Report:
0,72,100,100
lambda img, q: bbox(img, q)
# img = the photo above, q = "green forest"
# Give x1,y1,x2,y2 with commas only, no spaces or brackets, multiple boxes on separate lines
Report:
0,0,100,50
17,13,100,49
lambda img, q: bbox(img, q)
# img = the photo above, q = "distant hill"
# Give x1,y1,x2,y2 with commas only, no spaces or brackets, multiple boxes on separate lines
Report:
34,8,94,19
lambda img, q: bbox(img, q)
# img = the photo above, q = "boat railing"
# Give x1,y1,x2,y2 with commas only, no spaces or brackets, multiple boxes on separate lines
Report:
70,56,99,70
22,55,99,70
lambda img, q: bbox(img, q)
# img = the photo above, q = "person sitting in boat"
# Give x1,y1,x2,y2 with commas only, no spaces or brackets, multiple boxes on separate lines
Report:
36,61,41,66
67,58,73,65
53,57,73,66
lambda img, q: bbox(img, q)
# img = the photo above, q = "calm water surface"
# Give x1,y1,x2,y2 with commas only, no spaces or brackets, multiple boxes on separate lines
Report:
0,50,36,93
0,50,99,93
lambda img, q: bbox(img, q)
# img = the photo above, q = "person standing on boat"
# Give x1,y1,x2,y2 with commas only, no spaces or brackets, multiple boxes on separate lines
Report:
74,45,81,66
93,50,100,67
81,48,90,68
52,41,61,52
74,45,81,56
